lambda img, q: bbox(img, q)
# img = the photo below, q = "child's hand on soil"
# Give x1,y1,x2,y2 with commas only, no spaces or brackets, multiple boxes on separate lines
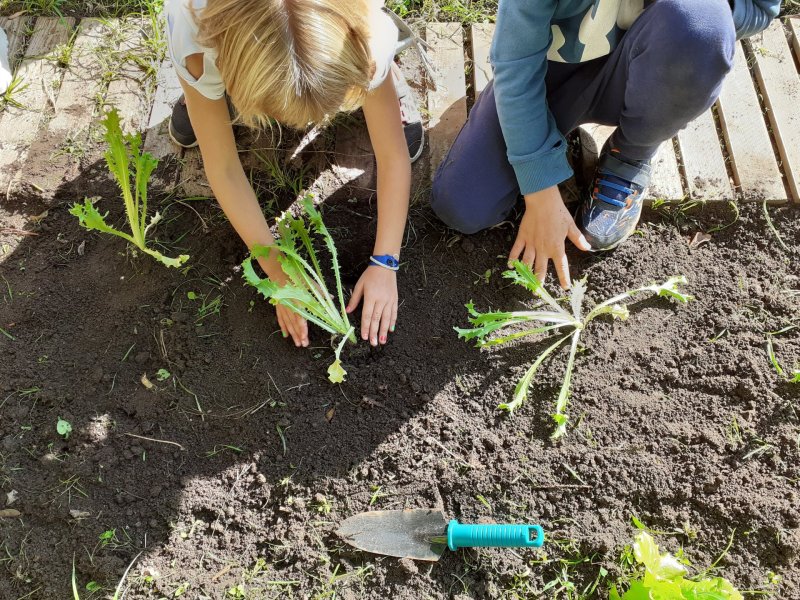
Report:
509,185,591,289
258,255,309,347
346,267,398,346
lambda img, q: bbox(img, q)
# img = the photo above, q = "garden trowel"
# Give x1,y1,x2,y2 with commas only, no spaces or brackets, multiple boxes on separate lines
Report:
337,508,544,561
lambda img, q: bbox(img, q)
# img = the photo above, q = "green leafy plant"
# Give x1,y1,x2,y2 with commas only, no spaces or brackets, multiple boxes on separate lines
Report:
457,262,691,438
611,532,742,599
69,108,188,268
57,418,72,440
242,196,355,383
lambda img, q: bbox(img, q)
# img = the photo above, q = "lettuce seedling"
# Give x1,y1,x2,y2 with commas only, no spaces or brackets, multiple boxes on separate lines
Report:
457,262,691,439
69,108,188,268
611,532,742,599
242,196,356,383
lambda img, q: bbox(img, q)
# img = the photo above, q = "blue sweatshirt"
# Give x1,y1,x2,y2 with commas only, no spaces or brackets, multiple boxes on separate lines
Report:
491,0,782,195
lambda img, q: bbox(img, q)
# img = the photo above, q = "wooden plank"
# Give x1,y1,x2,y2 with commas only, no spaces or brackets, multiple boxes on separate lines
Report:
179,148,211,197
0,17,75,193
10,18,115,201
751,21,800,202
469,23,494,99
0,16,33,69
676,110,733,201
578,123,684,201
717,42,786,202
790,18,799,63
425,23,467,179
143,57,182,159
647,141,684,201
104,23,150,135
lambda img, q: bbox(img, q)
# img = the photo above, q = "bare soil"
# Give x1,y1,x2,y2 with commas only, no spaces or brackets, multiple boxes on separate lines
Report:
1,150,799,598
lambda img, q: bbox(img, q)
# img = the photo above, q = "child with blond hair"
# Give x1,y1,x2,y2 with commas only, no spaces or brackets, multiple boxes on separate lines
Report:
165,0,425,348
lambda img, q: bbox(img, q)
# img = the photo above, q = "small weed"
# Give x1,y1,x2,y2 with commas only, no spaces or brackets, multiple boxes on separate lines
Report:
0,74,29,110
56,418,72,440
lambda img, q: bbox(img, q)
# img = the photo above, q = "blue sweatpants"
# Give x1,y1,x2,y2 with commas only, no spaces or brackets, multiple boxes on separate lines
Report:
431,0,736,234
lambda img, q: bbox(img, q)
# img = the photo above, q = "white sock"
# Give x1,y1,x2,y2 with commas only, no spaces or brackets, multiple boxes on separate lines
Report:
0,27,12,96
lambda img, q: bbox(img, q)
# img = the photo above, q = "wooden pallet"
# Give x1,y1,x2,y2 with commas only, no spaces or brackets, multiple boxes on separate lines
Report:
1,17,799,210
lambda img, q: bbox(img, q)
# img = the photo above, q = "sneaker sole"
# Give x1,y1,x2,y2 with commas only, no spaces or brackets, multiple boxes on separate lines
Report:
168,121,198,150
408,124,424,164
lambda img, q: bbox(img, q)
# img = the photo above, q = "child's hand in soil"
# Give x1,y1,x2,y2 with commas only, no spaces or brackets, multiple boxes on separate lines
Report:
509,185,591,289
258,256,309,347
346,267,398,346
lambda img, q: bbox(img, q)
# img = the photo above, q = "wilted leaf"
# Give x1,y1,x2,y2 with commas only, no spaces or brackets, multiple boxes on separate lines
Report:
0,509,21,518
325,406,335,423
6,490,18,505
327,359,346,384
689,231,712,249
70,509,91,519
140,373,154,389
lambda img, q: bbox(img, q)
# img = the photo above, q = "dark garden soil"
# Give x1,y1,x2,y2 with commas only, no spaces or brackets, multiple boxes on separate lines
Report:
1,152,800,598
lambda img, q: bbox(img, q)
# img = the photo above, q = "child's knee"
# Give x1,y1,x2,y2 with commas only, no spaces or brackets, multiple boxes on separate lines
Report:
654,0,735,81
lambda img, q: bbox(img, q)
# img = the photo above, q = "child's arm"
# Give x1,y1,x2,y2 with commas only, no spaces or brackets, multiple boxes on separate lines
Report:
345,73,410,346
178,53,309,347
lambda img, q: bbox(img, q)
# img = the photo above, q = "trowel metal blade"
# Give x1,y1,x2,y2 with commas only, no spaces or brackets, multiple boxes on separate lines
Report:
337,508,448,561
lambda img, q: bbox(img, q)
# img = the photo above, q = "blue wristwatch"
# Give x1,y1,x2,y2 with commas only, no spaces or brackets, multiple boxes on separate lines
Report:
369,254,400,271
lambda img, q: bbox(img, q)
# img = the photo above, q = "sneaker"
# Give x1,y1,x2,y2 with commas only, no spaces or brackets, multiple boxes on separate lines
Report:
391,62,424,163
577,143,651,251
168,95,198,149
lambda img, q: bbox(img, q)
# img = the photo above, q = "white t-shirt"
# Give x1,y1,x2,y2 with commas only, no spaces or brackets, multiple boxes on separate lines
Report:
165,0,398,101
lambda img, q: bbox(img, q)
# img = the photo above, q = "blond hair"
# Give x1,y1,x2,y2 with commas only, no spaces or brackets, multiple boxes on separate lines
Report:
195,0,374,129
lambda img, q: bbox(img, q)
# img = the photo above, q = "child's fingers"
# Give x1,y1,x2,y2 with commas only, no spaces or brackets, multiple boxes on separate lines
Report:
378,304,393,344
368,301,384,346
295,313,309,347
346,279,365,313
289,311,308,347
554,250,571,290
534,254,548,285
361,299,375,341
276,310,288,339
508,237,525,265
390,302,398,333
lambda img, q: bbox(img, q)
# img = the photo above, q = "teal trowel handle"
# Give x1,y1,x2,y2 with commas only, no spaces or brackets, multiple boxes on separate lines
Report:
446,520,544,551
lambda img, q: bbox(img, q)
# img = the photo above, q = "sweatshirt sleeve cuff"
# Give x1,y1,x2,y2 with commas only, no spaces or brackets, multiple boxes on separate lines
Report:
510,144,574,196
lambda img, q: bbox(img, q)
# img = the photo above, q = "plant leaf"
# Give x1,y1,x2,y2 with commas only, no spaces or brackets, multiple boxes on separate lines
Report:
327,359,346,384
141,246,189,268
569,277,587,321
637,275,693,303
499,334,570,413
551,330,581,440
57,418,72,438
504,261,571,316
70,199,136,244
